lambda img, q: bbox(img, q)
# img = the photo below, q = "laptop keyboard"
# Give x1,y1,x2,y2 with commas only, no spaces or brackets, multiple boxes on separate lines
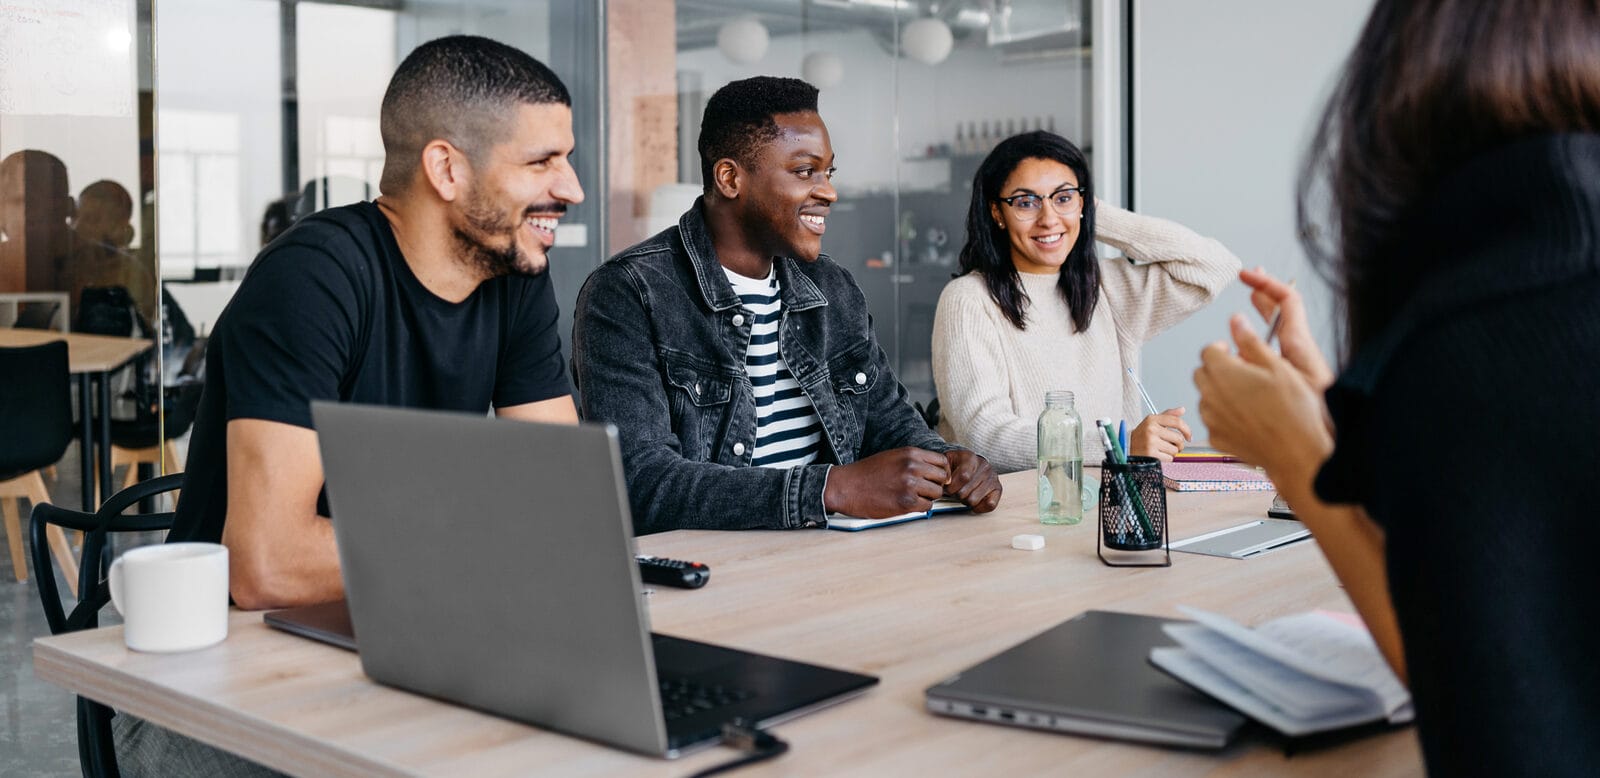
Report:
658,677,755,721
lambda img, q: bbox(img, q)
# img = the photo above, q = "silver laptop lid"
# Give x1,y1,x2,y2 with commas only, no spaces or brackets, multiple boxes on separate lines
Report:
312,402,668,755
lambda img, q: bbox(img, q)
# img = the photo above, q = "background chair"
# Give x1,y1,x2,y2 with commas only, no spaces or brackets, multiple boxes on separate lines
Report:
13,300,63,330
97,339,205,505
1,341,80,593
33,473,182,778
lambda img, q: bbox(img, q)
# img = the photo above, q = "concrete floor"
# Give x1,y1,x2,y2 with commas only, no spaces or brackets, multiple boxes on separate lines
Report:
2,442,169,777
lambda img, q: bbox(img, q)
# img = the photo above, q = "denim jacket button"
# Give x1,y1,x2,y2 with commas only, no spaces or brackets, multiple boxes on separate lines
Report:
733,442,746,456
854,371,867,385
732,313,745,327
694,382,702,395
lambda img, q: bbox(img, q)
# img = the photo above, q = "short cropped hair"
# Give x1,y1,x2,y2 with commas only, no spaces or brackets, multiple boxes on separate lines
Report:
378,35,570,196
697,76,819,190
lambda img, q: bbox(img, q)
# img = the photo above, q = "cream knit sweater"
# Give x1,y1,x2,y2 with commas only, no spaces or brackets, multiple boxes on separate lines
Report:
931,204,1242,472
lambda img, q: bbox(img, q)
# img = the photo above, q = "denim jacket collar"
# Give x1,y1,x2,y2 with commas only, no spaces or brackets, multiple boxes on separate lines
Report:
678,197,829,314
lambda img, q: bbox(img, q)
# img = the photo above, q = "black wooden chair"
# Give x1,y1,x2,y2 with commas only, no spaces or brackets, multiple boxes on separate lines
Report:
32,473,183,778
1,341,79,591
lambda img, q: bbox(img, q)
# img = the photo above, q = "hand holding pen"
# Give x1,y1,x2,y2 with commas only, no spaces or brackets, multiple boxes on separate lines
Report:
1238,268,1334,392
1124,368,1193,463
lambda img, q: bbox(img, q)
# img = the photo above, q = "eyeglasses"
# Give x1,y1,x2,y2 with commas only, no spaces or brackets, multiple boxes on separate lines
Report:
997,187,1085,221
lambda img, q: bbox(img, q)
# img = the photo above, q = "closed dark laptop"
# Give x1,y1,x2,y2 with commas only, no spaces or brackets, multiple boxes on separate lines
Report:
264,600,356,652
304,402,876,757
925,610,1246,749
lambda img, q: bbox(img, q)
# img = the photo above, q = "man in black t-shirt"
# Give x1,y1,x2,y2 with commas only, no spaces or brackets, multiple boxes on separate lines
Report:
169,36,583,612
126,34,584,778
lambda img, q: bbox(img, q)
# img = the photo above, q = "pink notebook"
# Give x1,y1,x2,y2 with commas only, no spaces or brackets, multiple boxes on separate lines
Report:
1161,462,1275,492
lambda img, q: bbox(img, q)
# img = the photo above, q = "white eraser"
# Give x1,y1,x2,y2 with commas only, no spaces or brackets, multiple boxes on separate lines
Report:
1011,533,1045,551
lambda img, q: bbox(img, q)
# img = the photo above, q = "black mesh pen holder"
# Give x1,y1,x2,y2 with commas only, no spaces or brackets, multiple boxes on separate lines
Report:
1097,456,1170,567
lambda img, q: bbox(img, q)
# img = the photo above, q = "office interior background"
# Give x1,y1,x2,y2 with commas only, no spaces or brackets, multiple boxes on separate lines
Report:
1,0,1370,772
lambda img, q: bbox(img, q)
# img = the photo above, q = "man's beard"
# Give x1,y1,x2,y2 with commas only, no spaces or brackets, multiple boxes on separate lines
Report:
452,190,545,279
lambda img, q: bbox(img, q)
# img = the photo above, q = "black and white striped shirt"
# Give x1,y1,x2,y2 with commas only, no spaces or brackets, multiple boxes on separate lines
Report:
724,266,822,469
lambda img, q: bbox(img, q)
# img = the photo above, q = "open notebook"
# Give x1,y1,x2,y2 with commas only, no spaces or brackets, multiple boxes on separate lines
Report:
1150,607,1413,737
827,498,969,531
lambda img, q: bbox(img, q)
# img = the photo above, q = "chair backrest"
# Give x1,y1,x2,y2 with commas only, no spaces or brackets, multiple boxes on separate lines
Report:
31,473,181,634
14,301,62,330
32,474,182,778
106,340,208,449
75,285,142,337
0,341,74,478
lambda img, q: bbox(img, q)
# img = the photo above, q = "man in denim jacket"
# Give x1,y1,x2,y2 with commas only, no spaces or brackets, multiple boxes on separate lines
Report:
573,77,1001,532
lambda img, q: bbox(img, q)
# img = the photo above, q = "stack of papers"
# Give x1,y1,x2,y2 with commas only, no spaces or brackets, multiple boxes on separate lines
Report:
1150,607,1412,737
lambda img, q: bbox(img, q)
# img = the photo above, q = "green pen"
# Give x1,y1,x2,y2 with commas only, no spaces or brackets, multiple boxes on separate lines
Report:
1097,419,1157,540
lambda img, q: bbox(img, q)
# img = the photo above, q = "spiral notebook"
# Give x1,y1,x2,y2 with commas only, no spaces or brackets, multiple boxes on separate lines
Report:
1161,462,1274,492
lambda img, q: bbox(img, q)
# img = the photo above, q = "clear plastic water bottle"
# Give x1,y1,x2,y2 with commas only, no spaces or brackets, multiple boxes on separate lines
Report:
1038,390,1084,525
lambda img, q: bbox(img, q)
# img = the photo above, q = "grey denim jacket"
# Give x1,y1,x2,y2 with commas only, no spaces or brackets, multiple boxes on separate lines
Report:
571,200,957,533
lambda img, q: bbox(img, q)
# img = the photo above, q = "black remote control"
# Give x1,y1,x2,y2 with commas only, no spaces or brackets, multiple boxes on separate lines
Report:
636,555,710,589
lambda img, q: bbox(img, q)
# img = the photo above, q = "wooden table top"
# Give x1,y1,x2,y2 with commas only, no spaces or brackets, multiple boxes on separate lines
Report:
0,329,152,373
33,469,1423,777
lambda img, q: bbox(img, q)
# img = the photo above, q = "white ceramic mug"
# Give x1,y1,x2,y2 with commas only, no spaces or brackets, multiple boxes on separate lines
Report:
108,543,230,653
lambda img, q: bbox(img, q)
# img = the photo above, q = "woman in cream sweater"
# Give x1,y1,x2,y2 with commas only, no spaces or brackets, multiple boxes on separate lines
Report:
932,131,1240,472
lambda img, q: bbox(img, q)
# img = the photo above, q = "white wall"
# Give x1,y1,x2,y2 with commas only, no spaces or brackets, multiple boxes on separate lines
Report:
1131,0,1372,441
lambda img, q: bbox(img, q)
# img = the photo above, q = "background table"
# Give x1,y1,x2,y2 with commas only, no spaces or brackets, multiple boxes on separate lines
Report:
34,469,1423,776
0,329,153,510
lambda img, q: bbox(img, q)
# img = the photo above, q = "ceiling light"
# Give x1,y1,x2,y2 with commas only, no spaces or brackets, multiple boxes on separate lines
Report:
717,17,770,65
802,51,845,88
902,17,954,65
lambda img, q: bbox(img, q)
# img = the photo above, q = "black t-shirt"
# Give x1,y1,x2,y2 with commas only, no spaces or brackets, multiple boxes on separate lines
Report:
170,201,569,543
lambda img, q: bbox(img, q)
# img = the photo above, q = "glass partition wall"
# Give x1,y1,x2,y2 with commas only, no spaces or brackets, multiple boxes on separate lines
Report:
1,0,156,513
609,0,1094,404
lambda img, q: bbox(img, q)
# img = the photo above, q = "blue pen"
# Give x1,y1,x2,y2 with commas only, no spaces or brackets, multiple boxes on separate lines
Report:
1118,420,1128,454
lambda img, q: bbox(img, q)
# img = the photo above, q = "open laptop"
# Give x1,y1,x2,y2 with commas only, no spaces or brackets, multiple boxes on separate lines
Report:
285,402,877,758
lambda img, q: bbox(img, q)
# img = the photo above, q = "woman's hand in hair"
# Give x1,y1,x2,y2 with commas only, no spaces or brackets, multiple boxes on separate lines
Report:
1240,267,1335,392
1129,407,1192,462
1194,314,1333,480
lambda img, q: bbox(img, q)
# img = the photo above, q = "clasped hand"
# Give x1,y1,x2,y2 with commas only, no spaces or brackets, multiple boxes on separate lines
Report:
823,447,1002,519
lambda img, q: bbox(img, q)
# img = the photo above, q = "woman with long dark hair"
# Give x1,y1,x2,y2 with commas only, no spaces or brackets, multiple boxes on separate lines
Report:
1195,1,1600,774
932,131,1240,471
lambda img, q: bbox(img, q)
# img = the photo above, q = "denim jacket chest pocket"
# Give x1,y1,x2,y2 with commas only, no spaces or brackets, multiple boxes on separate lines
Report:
819,343,878,463
661,348,735,461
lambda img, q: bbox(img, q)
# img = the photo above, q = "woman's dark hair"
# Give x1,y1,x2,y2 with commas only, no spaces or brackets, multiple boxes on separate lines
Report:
957,131,1097,332
1299,0,1600,359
